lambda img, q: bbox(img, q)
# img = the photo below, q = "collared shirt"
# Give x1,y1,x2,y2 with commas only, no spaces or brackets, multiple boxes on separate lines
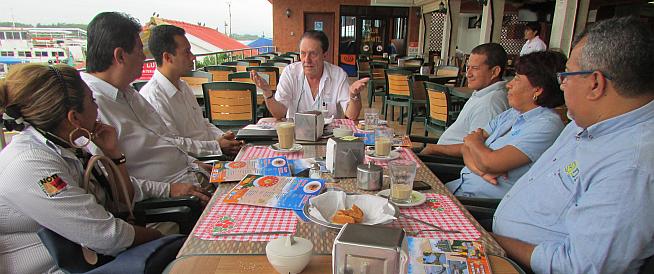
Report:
82,73,203,185
446,107,564,198
0,127,139,274
520,36,547,56
437,81,509,145
494,99,654,274
275,61,351,119
140,70,224,156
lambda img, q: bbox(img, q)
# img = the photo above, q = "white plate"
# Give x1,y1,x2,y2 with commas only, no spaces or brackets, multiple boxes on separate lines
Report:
365,149,400,161
303,194,400,229
270,143,303,153
377,189,427,207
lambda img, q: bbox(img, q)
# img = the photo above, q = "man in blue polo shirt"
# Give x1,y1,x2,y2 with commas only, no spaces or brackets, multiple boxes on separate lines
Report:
492,16,654,273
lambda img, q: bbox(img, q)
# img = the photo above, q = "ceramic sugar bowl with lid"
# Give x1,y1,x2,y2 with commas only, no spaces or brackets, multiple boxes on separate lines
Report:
266,235,314,274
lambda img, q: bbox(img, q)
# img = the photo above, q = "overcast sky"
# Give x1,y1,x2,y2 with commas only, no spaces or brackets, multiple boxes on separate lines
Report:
1,0,273,37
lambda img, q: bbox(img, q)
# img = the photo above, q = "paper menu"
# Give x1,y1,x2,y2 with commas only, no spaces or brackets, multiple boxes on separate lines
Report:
222,174,325,210
407,237,492,274
209,156,291,184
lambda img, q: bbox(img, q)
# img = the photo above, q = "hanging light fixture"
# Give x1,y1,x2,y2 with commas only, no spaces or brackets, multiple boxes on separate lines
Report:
436,1,448,14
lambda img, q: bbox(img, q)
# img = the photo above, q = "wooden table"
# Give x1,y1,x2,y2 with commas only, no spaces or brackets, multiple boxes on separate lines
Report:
171,145,509,273
165,255,521,273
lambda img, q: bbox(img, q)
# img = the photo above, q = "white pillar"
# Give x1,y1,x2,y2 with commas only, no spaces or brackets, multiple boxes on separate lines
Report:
550,0,590,55
479,0,505,44
441,0,461,62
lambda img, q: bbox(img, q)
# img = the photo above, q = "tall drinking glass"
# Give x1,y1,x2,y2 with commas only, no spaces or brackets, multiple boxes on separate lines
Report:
374,127,393,157
389,160,417,204
276,122,295,149
364,108,378,131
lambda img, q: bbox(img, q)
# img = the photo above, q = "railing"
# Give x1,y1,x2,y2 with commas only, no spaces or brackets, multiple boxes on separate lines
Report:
192,46,276,70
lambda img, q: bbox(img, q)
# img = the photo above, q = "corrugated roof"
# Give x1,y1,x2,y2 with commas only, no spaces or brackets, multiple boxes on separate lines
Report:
147,17,248,51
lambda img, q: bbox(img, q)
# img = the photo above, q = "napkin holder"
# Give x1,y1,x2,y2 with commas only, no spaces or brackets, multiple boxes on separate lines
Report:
326,137,364,178
333,224,407,274
294,111,324,141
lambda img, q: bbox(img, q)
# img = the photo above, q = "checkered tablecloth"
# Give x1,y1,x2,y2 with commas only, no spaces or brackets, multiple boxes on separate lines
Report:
193,197,298,241
364,147,420,168
237,145,305,160
391,193,481,241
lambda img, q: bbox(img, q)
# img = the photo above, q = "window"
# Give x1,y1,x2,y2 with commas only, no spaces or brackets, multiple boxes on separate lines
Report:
25,51,32,57
5,32,14,39
20,32,28,40
1,51,15,57
18,51,32,57
54,52,64,57
35,51,49,57
0,32,4,39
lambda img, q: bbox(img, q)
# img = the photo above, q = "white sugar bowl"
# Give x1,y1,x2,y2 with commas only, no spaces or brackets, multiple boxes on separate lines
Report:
266,235,314,274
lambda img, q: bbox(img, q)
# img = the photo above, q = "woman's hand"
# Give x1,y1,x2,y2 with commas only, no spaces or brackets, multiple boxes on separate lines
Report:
463,128,487,147
91,122,122,159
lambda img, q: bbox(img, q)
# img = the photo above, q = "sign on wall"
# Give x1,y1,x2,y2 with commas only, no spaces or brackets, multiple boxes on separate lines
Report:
314,21,323,31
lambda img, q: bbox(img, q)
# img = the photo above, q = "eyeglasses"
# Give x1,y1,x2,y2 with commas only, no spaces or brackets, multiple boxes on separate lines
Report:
557,70,613,85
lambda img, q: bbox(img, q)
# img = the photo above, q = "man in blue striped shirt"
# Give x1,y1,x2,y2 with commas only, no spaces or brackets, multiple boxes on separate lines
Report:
492,16,654,274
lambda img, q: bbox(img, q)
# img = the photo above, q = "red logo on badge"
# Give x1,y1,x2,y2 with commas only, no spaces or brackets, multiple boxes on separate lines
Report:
39,174,68,197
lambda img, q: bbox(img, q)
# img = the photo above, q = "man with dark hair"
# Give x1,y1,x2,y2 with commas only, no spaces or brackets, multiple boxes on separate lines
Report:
141,25,243,156
493,16,654,273
81,12,212,201
421,43,509,156
250,30,369,120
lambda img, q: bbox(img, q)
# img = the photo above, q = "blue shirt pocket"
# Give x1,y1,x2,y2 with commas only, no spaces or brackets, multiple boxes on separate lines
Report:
529,169,575,226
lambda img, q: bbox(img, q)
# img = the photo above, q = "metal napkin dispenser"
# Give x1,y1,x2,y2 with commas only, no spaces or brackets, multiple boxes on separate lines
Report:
294,111,324,141
326,137,364,178
333,224,408,274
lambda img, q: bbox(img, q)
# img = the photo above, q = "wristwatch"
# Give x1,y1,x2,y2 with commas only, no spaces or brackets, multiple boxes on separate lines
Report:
111,154,127,165
265,94,274,100
350,94,360,101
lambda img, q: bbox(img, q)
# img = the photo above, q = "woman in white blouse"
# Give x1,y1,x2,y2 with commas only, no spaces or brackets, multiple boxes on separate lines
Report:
520,22,547,56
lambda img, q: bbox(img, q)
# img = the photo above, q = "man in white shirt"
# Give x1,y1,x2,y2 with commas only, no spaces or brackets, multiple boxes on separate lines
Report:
421,43,509,157
520,22,547,56
140,25,243,156
83,12,213,191
250,30,369,120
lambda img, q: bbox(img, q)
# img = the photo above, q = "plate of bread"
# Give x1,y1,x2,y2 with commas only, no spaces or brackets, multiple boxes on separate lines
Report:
303,191,399,229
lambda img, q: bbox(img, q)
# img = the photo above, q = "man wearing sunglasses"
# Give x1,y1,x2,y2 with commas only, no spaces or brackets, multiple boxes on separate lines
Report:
492,16,654,273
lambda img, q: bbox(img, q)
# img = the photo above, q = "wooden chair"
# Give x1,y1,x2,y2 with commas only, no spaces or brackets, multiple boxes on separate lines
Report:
271,57,292,64
132,80,148,91
368,61,388,108
423,82,458,137
383,69,424,135
238,59,261,67
260,61,288,75
181,70,213,117
246,66,279,92
246,56,267,62
202,82,257,128
221,61,249,72
371,57,389,64
203,65,236,82
357,58,371,79
282,52,300,62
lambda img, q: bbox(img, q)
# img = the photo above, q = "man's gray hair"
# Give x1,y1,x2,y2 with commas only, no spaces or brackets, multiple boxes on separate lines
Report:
572,16,654,97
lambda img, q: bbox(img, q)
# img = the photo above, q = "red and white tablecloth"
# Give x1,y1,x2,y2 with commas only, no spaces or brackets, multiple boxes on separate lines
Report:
237,145,305,161
364,147,420,168
391,193,481,241
193,198,298,241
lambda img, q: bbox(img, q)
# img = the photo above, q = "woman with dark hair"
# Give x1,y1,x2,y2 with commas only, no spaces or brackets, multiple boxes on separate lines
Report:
446,51,567,199
0,64,182,273
520,22,547,56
